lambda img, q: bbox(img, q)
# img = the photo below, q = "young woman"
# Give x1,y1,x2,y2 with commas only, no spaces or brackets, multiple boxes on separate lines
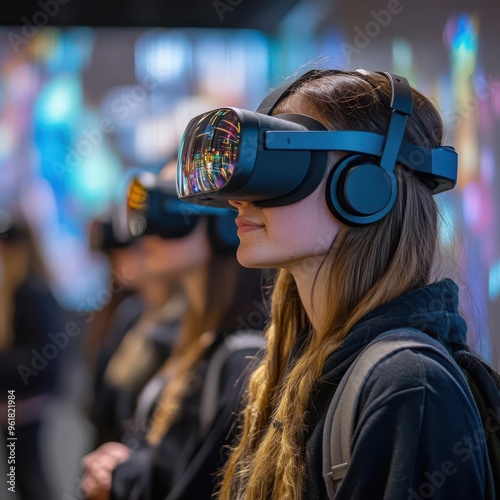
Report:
176,69,496,499
81,166,268,500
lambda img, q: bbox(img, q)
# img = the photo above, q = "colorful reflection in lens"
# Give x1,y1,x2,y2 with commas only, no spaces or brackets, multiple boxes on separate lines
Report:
127,177,149,236
179,108,240,196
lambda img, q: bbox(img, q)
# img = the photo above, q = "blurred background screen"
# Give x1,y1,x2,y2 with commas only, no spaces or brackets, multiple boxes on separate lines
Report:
0,26,271,307
0,1,498,363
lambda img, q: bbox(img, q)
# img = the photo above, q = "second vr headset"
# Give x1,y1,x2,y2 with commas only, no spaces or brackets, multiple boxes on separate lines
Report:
126,171,239,254
176,69,458,226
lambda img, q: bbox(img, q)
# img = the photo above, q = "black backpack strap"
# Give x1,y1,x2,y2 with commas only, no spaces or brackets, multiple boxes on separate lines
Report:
322,328,459,499
453,349,500,492
454,350,500,421
199,330,266,436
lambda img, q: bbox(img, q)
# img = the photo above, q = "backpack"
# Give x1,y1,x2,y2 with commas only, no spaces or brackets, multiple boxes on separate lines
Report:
199,330,267,436
322,328,500,499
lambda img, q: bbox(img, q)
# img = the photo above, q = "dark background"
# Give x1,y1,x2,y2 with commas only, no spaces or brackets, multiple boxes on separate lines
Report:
0,0,302,30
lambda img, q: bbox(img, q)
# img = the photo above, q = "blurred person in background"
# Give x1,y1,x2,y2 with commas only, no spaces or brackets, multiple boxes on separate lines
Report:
87,227,186,447
83,208,185,449
83,212,143,372
0,210,67,500
80,164,268,500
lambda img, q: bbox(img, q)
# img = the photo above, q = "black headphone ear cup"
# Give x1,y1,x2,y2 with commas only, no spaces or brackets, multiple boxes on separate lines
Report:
326,154,397,226
207,213,239,254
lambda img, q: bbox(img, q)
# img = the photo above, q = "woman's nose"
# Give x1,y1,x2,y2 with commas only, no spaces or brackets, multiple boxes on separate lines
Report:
228,199,252,209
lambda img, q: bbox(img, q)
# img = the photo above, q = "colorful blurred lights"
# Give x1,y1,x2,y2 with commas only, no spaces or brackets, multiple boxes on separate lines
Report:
462,182,482,228
488,261,500,301
443,13,478,56
462,181,493,233
480,147,495,184
36,75,82,126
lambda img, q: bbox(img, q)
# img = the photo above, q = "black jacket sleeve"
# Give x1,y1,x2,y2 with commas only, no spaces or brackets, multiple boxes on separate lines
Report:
0,274,66,399
110,444,153,500
332,348,495,500
110,345,259,500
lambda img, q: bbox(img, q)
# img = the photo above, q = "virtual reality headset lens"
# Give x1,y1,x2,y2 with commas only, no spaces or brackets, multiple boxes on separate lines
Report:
127,176,149,237
127,176,199,239
177,108,326,208
178,108,241,198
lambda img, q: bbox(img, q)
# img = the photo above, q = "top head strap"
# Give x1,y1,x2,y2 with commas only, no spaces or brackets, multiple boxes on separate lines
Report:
256,69,343,115
354,71,413,174
255,78,297,115
355,69,412,114
258,69,414,115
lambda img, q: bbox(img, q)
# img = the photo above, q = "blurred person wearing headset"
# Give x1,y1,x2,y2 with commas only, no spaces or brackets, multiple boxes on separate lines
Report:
175,69,496,499
0,211,67,500
83,212,143,374
85,210,185,448
81,162,268,500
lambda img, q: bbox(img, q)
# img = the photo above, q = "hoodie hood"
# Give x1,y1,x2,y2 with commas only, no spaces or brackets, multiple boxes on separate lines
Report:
320,278,467,383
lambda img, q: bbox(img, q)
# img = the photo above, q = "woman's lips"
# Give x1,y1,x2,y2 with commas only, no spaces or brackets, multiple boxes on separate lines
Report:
235,217,265,234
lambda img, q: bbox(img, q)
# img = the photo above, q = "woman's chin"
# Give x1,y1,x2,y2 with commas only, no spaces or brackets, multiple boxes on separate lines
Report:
236,248,279,270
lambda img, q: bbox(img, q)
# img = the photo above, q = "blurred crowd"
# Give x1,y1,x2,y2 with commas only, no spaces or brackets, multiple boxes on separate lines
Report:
0,160,269,500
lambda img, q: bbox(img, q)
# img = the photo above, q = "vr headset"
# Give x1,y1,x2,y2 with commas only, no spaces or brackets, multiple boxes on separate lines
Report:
176,69,458,226
126,171,239,253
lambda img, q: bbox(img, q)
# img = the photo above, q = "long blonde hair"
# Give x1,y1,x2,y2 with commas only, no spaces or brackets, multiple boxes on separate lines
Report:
218,71,444,499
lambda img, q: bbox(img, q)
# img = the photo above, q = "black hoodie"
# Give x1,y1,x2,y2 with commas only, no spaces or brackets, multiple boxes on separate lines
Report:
303,279,495,500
